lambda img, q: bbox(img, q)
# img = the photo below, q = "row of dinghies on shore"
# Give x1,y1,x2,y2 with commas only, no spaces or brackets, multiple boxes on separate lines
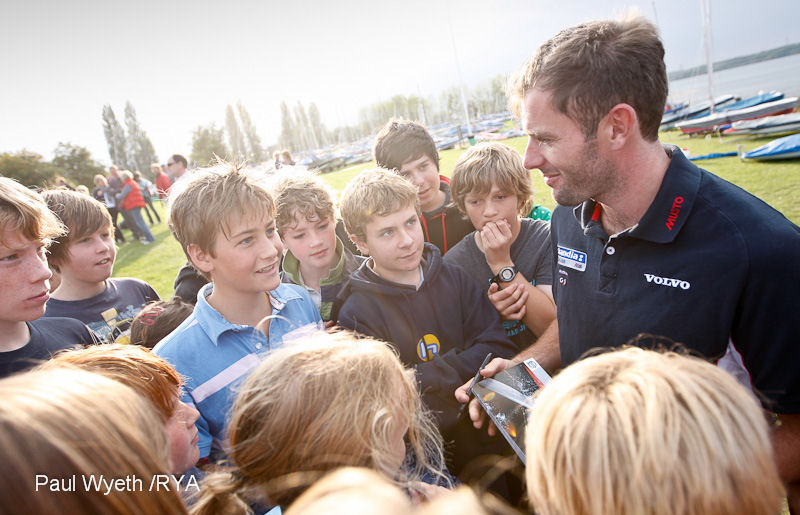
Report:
663,91,800,161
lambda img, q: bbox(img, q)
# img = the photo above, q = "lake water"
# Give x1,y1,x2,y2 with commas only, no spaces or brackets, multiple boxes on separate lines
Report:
668,53,800,104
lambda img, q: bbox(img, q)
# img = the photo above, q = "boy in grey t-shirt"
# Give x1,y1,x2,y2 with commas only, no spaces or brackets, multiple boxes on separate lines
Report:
444,143,555,351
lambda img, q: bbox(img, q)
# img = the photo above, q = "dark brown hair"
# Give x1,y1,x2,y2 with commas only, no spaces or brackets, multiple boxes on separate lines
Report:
373,119,439,171
508,17,667,141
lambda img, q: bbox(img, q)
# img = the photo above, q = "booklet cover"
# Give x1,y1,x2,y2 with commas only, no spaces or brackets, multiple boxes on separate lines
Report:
471,358,551,465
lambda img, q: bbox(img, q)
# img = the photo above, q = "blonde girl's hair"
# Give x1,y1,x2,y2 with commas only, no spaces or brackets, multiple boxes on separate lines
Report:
525,347,784,515
191,331,447,513
0,367,186,514
284,467,411,515
450,142,533,218
0,177,65,248
339,168,419,242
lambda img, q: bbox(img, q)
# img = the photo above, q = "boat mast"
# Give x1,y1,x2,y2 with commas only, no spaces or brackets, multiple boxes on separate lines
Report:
701,0,715,113
446,1,473,138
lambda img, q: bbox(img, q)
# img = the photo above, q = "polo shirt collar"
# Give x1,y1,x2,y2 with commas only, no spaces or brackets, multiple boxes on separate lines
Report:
194,282,303,344
572,145,701,243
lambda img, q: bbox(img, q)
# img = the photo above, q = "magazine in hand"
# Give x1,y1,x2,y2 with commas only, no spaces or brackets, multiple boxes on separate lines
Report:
471,358,551,465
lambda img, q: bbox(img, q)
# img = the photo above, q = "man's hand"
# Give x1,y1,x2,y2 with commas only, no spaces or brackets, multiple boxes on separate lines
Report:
454,357,515,435
487,282,528,320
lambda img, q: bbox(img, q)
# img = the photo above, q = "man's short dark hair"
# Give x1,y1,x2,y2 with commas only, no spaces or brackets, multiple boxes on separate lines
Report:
373,119,439,171
171,154,188,168
509,17,667,141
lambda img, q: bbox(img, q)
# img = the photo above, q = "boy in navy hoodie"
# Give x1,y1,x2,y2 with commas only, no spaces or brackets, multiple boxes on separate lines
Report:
373,119,473,254
336,168,517,477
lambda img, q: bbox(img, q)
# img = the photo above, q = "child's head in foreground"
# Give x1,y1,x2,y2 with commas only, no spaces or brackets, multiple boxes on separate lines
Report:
42,189,115,282
340,169,422,280
130,297,194,349
0,177,65,323
167,161,283,289
450,142,533,231
42,343,200,475
192,331,446,512
272,171,338,270
525,346,784,515
373,119,442,212
0,367,185,513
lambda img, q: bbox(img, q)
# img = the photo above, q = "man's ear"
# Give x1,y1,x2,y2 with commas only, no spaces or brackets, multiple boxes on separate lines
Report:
600,103,637,150
350,234,370,256
186,243,214,274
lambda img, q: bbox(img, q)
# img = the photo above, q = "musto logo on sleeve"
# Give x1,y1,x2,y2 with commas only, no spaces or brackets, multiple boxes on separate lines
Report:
417,334,440,362
557,246,587,272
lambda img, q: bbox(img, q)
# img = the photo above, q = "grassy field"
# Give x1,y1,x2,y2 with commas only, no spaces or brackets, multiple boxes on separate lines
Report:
114,131,800,298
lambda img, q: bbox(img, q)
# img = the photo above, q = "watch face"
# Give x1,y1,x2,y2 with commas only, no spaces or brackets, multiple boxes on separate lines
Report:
499,267,516,281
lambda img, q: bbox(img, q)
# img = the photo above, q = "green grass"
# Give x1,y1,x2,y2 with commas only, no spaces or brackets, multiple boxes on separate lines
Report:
114,133,800,298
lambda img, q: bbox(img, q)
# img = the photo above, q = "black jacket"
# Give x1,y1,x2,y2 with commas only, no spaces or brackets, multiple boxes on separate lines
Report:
336,243,516,432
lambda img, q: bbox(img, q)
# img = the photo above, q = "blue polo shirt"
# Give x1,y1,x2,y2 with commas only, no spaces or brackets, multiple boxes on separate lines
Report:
154,282,323,459
551,145,800,413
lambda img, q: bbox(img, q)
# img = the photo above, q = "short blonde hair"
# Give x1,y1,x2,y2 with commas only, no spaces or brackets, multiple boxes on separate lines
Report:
525,347,784,515
272,171,336,235
0,177,65,248
191,331,447,512
41,189,113,268
285,467,411,515
120,170,134,181
167,161,275,267
340,168,419,242
43,344,182,423
450,142,533,217
0,367,185,513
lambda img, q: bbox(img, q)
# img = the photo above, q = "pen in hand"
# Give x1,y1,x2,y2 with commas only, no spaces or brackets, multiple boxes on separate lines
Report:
457,353,493,420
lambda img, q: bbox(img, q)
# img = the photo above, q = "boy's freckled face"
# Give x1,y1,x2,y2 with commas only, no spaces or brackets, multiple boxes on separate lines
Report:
281,214,337,271
204,214,284,294
398,155,441,213
0,228,52,323
354,204,424,285
464,184,521,233
58,227,117,285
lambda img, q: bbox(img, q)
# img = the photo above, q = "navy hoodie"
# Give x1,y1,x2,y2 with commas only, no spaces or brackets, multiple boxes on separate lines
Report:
335,243,516,433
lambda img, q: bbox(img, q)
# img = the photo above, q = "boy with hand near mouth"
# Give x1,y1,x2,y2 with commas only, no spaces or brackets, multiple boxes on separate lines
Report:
272,172,363,327
42,189,159,344
444,143,556,352
335,168,516,477
374,119,474,255
154,162,321,462
0,178,94,379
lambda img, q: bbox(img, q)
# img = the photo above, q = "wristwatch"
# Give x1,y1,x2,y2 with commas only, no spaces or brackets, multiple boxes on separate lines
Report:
491,265,517,286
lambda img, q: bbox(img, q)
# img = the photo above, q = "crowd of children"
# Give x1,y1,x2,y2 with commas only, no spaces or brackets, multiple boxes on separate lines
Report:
0,110,789,514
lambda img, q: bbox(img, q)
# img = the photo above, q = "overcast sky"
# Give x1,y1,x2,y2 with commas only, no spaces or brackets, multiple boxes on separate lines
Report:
2,0,798,164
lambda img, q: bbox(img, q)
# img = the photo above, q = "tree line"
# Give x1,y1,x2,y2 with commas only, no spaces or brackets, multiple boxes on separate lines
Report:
1,74,510,188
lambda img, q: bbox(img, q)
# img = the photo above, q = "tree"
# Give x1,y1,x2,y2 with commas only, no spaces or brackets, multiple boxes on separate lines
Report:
294,101,315,150
190,123,229,167
279,101,297,151
0,150,62,187
236,101,265,163
124,101,158,174
307,103,328,148
102,105,128,168
51,142,104,187
225,105,246,160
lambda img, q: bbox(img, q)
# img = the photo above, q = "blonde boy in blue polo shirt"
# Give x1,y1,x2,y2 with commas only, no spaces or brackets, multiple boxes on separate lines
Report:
154,163,321,462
